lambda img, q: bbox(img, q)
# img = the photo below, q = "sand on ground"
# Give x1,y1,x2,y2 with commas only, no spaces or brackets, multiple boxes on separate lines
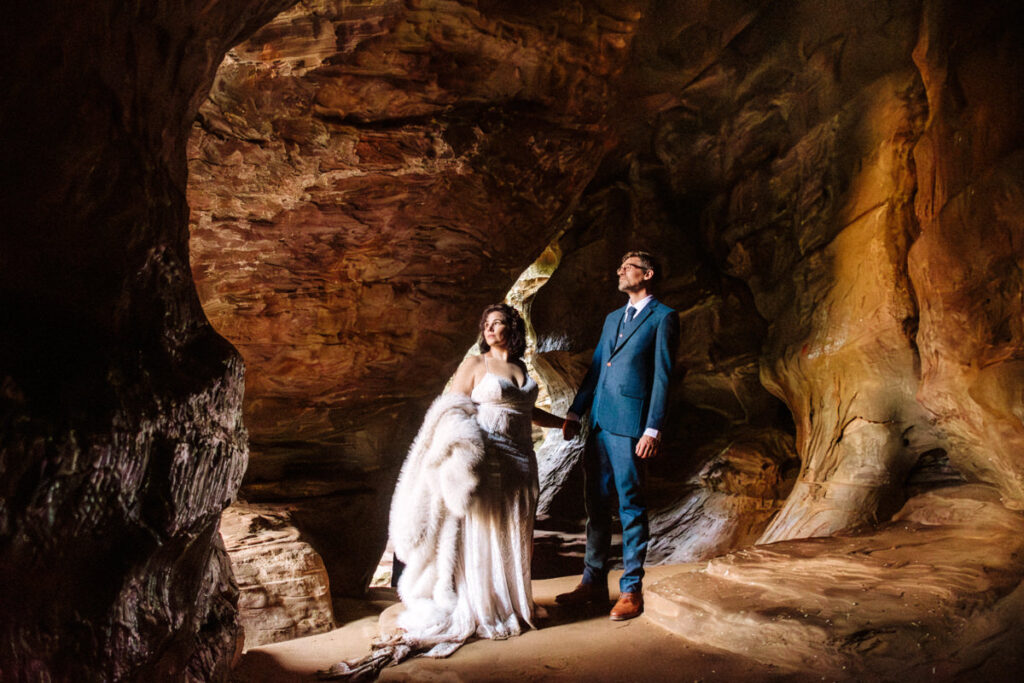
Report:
230,566,818,682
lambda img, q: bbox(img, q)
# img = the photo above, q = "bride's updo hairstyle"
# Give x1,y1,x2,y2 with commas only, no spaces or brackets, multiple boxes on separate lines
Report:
478,303,527,359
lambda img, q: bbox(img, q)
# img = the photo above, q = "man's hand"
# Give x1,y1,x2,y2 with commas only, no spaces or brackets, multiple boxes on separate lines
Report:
562,417,581,441
635,434,660,459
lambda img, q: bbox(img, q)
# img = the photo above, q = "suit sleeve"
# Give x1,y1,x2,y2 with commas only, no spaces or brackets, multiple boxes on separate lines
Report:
569,323,609,418
644,310,679,433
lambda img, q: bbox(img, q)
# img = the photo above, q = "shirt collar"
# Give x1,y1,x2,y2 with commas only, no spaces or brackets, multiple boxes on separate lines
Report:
626,295,654,316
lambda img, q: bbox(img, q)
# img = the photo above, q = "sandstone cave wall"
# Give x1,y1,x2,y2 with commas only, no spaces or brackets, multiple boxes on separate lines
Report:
187,0,649,593
3,0,1022,676
0,1,296,680
908,1,1024,509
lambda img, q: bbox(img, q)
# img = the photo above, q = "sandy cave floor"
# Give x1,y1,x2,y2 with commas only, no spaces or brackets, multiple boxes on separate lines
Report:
230,566,822,682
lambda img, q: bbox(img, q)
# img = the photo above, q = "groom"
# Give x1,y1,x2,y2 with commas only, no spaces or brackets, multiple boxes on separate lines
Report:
557,250,678,620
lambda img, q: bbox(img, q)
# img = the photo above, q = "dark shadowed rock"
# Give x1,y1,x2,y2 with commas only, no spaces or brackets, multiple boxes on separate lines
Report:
0,0,295,679
648,427,798,565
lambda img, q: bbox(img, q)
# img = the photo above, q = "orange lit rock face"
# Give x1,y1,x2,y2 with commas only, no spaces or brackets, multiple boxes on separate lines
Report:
909,3,1024,508
188,0,644,591
647,485,1024,678
220,503,335,648
642,2,1024,675
755,71,933,542
191,0,1024,603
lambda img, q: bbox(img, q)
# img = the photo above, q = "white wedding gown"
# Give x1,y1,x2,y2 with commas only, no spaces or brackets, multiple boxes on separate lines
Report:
396,370,540,654
321,371,541,679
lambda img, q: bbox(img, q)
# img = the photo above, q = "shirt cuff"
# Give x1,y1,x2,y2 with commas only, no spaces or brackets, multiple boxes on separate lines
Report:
643,428,660,439
566,412,581,422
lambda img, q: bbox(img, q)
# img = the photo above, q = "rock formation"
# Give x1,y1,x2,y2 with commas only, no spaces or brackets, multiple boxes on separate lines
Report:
3,0,1024,678
220,503,335,649
0,1,295,679
647,427,797,565
909,1,1024,508
646,485,1024,678
643,0,1024,675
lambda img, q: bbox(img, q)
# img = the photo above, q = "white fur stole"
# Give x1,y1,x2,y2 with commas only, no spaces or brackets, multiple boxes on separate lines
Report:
389,392,485,607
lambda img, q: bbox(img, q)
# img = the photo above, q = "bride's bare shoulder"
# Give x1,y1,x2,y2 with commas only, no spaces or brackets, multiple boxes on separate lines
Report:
458,354,487,374
452,354,486,395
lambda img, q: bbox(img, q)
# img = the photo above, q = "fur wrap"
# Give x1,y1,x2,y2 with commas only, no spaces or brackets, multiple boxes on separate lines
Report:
389,392,485,608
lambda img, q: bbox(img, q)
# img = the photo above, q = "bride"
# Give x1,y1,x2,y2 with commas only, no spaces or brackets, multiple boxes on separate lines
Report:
322,303,562,679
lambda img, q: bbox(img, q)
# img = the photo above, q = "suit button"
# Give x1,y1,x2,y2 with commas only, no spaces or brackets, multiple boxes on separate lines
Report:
606,362,611,367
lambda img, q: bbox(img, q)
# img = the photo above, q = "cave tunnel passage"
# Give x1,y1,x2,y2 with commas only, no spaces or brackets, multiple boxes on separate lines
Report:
184,0,682,630
6,0,1024,679
183,0,628,637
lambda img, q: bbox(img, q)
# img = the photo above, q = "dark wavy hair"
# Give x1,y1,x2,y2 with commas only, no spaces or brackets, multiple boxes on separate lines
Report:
478,303,527,359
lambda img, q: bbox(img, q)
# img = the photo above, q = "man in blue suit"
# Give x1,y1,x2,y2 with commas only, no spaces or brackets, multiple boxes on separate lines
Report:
556,250,678,620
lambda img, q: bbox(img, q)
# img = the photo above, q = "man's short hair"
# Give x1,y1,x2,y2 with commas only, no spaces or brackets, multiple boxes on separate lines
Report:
621,250,660,285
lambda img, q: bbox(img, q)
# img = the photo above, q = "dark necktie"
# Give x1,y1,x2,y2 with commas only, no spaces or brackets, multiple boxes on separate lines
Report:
625,305,637,324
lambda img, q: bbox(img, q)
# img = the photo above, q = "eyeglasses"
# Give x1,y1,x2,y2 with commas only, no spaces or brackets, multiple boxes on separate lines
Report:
617,262,649,273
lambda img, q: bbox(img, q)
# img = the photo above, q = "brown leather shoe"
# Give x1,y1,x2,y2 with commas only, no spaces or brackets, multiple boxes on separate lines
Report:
555,582,609,606
609,591,643,620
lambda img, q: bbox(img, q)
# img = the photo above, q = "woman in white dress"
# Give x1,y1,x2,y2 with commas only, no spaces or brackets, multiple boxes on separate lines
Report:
322,304,562,679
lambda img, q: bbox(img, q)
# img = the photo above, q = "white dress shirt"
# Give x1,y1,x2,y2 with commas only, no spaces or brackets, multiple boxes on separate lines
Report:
623,295,654,324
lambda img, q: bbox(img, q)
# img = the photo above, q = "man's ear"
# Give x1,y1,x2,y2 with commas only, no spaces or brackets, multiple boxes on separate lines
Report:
643,270,654,282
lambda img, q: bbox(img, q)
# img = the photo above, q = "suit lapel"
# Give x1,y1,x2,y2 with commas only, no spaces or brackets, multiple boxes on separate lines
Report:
610,301,657,358
606,305,627,356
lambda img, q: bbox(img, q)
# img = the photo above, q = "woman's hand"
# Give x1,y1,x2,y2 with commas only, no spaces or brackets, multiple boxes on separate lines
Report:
561,417,581,440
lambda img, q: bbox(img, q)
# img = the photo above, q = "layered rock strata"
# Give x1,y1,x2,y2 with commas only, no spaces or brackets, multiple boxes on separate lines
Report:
188,0,646,593
0,0,295,679
908,1,1024,508
220,503,335,648
647,427,798,565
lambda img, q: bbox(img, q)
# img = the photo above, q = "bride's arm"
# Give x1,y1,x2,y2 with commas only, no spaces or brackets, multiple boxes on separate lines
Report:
450,356,481,396
531,406,564,428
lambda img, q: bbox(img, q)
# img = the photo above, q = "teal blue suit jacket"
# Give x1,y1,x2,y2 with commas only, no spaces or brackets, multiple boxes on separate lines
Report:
569,299,678,439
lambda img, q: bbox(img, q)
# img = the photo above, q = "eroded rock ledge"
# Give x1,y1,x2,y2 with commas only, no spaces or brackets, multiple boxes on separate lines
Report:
646,485,1024,678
